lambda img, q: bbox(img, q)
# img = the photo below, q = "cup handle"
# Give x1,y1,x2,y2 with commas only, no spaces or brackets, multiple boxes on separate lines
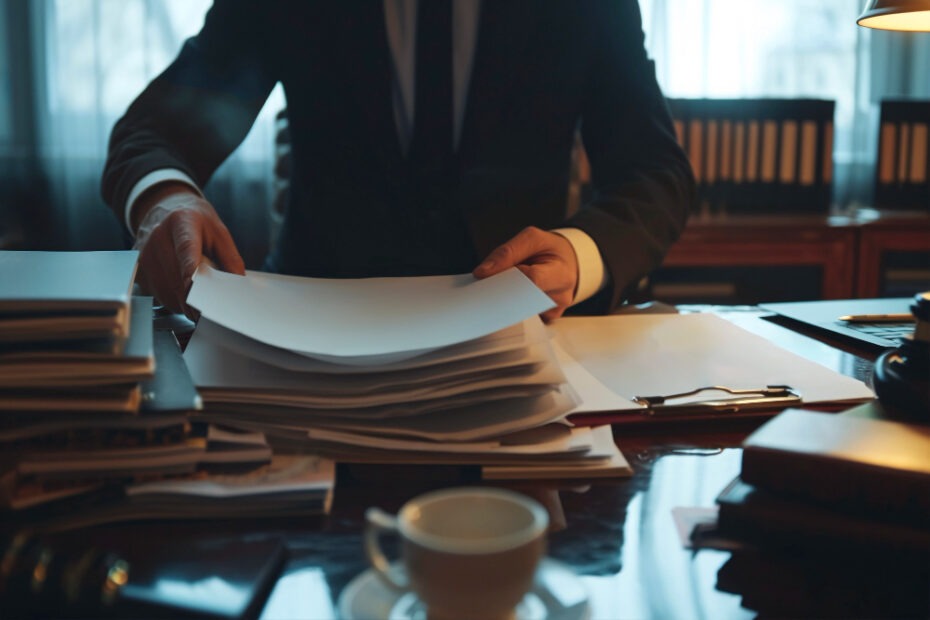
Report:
364,507,409,591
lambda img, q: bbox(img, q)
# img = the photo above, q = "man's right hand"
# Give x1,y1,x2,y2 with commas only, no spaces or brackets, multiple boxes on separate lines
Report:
132,183,245,318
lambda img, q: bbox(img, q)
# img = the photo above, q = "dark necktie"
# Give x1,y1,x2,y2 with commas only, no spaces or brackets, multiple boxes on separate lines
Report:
411,0,453,165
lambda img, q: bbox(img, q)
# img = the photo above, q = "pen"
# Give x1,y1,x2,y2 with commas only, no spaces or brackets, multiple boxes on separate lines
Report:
837,313,914,323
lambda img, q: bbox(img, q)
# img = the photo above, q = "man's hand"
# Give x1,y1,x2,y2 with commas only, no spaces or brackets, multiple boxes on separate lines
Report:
132,183,245,318
473,226,578,322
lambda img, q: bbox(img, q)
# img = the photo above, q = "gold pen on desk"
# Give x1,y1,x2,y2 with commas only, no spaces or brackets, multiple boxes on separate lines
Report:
837,313,914,323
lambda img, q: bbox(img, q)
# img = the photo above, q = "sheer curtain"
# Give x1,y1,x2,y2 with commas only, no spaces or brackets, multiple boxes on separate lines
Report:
31,0,284,266
640,0,930,210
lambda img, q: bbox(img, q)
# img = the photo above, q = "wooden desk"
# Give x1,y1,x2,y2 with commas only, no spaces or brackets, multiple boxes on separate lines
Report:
7,310,923,619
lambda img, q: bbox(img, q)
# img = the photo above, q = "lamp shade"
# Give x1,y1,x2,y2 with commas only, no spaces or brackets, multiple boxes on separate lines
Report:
857,0,930,31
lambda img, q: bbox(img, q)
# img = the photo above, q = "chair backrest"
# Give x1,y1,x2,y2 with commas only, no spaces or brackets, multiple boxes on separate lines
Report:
666,98,835,215
269,108,291,253
874,98,930,211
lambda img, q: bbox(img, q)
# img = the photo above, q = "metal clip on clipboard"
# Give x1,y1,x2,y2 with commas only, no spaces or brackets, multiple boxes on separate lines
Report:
632,385,801,416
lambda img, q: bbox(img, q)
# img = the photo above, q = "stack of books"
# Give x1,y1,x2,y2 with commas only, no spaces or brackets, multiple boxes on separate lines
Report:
0,251,152,413
182,265,632,479
0,251,334,530
705,408,930,617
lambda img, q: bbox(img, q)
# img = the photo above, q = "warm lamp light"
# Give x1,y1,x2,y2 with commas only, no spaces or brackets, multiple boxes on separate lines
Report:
857,0,930,31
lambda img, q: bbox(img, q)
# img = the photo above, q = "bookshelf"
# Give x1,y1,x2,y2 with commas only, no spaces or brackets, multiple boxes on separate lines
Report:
647,211,930,304
666,98,835,216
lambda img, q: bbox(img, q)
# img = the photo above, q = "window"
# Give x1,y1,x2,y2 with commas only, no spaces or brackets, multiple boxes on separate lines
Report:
23,0,284,255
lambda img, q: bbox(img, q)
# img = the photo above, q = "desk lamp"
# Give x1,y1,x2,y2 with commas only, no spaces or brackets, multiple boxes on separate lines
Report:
857,0,930,31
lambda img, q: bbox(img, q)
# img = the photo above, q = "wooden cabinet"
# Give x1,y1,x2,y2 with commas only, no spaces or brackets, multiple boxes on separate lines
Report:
856,212,930,298
647,211,930,304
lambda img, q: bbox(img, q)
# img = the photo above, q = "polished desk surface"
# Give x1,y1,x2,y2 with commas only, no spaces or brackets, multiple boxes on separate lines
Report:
20,307,899,619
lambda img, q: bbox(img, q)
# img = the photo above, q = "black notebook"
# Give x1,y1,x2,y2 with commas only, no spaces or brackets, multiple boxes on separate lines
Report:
115,537,288,620
716,476,930,553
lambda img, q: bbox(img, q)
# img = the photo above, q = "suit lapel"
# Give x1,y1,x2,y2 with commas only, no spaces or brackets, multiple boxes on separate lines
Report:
458,0,537,162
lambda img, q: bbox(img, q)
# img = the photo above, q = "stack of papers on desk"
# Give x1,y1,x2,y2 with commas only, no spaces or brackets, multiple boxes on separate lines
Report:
0,325,271,514
0,252,310,526
183,266,631,479
8,455,334,532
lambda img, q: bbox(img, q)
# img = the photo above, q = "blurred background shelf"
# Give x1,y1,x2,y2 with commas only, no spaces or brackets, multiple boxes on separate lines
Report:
644,210,930,304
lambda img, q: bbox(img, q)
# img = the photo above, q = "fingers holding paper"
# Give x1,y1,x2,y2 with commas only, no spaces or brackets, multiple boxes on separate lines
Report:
473,227,578,323
133,184,245,318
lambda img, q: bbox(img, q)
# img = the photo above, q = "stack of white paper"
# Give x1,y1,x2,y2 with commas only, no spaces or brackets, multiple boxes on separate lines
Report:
16,455,335,532
183,266,631,479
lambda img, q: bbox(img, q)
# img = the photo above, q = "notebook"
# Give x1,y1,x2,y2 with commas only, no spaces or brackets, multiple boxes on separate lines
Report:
759,298,914,348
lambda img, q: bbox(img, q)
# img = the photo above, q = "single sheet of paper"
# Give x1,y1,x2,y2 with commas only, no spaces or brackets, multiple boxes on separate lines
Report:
188,266,554,361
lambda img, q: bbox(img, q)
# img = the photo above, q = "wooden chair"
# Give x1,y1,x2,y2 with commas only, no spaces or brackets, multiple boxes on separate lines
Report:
666,98,835,215
874,98,930,211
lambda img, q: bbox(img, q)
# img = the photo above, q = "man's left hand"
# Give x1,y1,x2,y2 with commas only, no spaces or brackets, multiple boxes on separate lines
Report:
473,226,578,322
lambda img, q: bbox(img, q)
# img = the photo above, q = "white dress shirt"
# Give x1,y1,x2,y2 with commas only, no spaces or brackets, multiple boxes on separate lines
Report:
126,0,607,304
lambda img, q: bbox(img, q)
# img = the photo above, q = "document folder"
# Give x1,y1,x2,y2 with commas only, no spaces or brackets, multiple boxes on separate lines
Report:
551,314,874,428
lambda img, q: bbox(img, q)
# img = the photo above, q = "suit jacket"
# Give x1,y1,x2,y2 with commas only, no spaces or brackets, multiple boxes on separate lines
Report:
102,0,695,313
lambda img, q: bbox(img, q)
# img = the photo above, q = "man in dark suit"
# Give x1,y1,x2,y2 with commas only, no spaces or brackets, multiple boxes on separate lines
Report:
102,0,694,320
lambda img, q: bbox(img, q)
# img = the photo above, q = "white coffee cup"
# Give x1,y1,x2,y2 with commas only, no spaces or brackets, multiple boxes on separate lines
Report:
365,486,549,620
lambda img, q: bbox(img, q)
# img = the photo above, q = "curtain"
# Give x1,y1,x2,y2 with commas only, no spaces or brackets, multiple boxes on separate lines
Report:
27,0,284,266
640,0,930,210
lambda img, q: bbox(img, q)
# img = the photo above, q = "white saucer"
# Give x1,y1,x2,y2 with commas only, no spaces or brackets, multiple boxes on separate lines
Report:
337,558,589,620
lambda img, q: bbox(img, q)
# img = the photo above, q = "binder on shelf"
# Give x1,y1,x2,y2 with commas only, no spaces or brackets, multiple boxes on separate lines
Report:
874,98,930,211
666,98,834,214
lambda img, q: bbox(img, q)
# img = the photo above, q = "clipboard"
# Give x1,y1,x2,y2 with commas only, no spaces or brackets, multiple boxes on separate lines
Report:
551,313,874,430
568,385,803,429
632,385,801,416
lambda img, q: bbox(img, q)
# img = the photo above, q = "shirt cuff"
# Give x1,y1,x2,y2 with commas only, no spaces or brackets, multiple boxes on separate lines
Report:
125,169,203,234
551,227,609,305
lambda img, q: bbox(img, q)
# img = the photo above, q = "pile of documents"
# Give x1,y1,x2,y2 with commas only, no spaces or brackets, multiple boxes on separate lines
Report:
0,251,333,529
183,266,632,479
